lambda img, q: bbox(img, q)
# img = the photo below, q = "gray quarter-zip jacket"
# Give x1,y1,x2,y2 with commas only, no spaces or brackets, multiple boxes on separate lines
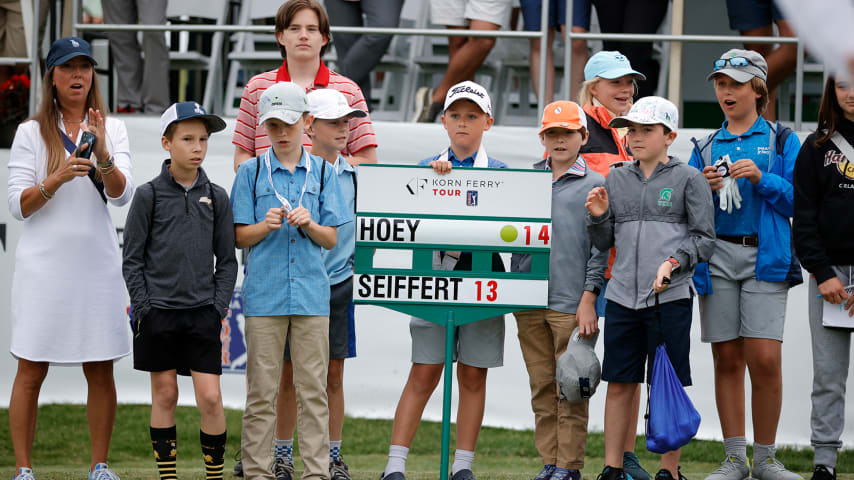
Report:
123,160,238,321
512,158,608,314
587,157,715,310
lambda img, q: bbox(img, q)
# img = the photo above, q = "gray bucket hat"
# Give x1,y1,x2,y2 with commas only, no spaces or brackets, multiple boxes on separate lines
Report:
556,327,601,404
706,49,768,83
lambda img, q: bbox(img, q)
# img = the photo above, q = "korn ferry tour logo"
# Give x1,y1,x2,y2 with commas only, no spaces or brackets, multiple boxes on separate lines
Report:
406,176,504,199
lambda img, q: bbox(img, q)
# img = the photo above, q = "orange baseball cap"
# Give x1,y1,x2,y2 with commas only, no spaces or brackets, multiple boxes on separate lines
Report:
539,101,587,135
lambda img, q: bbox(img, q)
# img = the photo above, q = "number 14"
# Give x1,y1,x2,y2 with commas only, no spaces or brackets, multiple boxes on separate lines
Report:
523,225,550,245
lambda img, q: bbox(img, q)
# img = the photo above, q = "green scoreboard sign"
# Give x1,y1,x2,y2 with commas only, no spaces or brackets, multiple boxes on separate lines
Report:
354,165,552,480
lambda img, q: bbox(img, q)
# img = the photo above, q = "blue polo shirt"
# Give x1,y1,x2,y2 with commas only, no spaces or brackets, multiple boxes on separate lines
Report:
711,117,773,236
322,155,357,285
418,147,508,169
231,148,350,316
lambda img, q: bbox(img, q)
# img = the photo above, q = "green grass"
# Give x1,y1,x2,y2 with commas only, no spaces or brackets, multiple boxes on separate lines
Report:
1,404,852,479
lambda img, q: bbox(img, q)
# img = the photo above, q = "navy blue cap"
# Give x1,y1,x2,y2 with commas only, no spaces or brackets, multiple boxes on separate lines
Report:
160,101,227,137
46,37,97,69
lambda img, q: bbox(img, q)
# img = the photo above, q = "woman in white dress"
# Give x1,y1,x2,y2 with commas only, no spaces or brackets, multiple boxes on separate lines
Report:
6,37,134,480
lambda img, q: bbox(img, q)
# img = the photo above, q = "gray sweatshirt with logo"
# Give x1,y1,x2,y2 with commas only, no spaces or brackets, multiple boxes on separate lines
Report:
587,158,716,310
512,159,608,314
123,160,238,321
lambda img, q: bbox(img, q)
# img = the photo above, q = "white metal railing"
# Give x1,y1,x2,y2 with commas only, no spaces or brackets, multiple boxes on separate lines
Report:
4,0,811,130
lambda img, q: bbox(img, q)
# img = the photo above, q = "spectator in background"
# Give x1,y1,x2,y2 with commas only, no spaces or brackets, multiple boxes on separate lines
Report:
326,0,405,109
0,0,26,85
102,0,169,113
520,0,591,104
589,0,667,99
412,0,512,123
726,0,797,121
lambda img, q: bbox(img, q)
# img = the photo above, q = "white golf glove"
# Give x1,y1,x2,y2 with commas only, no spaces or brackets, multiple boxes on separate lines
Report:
714,155,742,213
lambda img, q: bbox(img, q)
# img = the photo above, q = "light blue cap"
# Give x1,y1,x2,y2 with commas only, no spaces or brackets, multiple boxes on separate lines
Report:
583,51,647,81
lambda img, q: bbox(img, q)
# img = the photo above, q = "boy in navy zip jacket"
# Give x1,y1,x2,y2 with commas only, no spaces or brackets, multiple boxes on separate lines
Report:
123,102,237,480
688,49,803,480
586,96,715,480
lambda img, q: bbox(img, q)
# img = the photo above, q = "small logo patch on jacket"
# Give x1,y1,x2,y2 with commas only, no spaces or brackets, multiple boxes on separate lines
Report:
199,196,212,205
658,188,673,207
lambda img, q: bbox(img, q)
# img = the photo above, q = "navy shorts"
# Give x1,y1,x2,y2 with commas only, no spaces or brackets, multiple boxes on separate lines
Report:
520,0,592,31
602,298,693,386
285,277,356,361
726,0,783,31
133,305,223,376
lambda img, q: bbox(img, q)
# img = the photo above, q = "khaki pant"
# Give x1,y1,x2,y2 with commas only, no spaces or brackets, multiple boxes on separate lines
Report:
514,309,588,469
242,315,330,480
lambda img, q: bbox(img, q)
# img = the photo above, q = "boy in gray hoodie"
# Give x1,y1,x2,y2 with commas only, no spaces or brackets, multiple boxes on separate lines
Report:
123,102,238,480
585,97,715,480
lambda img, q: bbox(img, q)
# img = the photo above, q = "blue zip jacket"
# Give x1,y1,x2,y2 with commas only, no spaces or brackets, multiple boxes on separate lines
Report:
688,119,802,294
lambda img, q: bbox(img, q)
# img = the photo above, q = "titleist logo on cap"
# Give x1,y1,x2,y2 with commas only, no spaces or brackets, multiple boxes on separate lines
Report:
450,85,485,98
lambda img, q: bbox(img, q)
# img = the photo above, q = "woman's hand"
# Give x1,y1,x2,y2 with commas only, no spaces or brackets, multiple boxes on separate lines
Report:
52,152,94,185
83,108,110,164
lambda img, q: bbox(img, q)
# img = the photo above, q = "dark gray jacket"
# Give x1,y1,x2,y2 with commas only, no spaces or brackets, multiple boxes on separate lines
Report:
123,160,237,321
587,157,715,310
512,158,608,314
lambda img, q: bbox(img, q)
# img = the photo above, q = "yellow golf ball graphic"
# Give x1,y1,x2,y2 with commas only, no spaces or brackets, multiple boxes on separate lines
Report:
500,225,518,242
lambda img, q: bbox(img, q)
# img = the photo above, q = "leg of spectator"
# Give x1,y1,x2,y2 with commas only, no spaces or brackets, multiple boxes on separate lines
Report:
430,19,500,104
137,0,169,114
328,359,345,442
589,0,626,55
744,337,783,445
740,25,780,120
389,363,444,447
102,0,143,110
620,0,668,98
529,28,556,104
712,339,747,438
339,0,406,107
455,363,487,452
570,26,589,102
82,360,117,470
326,0,364,86
9,360,48,470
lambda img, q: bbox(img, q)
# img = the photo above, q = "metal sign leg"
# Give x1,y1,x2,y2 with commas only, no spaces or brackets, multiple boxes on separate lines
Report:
440,311,455,480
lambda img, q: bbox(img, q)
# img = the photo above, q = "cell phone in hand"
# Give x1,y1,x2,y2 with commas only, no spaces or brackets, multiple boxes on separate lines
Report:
77,131,96,160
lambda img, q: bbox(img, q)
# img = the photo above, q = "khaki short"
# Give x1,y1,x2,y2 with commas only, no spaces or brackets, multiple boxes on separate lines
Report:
0,0,26,59
430,0,512,27
410,315,505,368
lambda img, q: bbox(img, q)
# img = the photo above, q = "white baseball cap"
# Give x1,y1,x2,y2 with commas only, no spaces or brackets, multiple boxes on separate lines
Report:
443,81,492,117
609,96,679,132
307,88,367,120
258,82,310,126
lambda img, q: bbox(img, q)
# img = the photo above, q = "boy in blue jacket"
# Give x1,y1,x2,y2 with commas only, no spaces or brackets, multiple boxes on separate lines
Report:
688,49,803,480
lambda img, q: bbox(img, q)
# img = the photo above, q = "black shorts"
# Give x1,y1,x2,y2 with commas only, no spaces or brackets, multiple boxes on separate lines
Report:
285,277,356,361
602,298,693,386
133,305,223,376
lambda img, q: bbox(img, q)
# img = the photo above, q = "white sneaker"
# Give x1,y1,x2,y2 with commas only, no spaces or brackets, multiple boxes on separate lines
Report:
13,468,35,480
704,456,749,480
751,457,804,480
88,463,120,480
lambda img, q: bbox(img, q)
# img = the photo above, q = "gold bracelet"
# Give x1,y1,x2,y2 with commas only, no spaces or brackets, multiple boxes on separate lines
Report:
99,164,116,175
39,182,54,200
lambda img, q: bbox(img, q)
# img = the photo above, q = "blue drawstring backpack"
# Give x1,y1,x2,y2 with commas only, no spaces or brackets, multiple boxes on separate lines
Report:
645,294,701,454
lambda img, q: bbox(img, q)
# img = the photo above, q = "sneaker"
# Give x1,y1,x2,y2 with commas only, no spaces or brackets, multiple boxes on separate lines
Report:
655,468,687,480
599,466,629,480
273,457,295,480
550,468,582,480
13,468,35,480
451,469,477,480
412,87,432,122
379,473,406,480
233,459,244,477
624,452,651,480
751,458,804,480
330,459,352,480
534,465,556,480
88,463,120,480
811,465,836,480
704,456,749,480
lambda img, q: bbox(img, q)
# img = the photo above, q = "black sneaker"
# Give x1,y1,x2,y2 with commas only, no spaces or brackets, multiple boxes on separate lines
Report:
655,467,687,480
273,457,295,480
379,472,407,480
811,465,836,480
599,466,629,480
233,450,244,477
330,458,352,480
451,469,477,480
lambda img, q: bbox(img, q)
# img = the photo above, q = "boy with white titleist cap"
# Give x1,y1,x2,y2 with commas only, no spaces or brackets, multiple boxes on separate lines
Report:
586,97,715,480
512,100,608,480
272,88,365,480
123,101,237,480
230,81,350,480
381,81,507,480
